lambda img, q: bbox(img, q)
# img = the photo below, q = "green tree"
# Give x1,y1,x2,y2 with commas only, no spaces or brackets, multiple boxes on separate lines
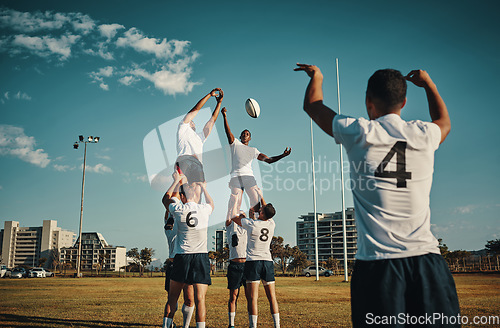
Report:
38,257,47,268
324,257,340,275
49,249,60,271
139,247,155,276
127,247,141,274
438,238,450,258
289,246,309,276
485,239,500,255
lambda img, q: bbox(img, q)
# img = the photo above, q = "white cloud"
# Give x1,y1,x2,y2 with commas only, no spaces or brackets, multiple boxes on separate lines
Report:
116,27,191,60
95,154,111,160
0,125,51,168
53,164,74,172
14,91,31,100
83,163,112,174
1,8,200,95
122,172,148,183
98,23,124,39
4,92,9,100
454,205,477,215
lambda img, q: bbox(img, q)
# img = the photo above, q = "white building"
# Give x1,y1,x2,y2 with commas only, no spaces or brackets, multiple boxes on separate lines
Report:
0,220,76,268
60,232,127,272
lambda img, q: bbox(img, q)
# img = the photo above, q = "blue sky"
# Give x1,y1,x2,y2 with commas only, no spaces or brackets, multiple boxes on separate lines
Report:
1,0,499,262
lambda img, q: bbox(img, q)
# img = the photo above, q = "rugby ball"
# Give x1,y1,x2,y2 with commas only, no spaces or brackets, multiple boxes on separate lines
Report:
245,98,260,118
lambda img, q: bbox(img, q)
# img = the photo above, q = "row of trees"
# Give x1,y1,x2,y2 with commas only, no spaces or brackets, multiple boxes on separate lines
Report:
126,247,155,276
439,239,500,272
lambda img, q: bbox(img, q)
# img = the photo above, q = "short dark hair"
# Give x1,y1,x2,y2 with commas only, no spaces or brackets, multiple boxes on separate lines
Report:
240,129,251,137
366,69,407,111
263,203,276,219
164,216,174,230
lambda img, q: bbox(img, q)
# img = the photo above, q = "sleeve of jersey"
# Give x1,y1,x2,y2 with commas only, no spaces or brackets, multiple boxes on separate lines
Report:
168,197,182,213
332,114,361,149
241,218,252,230
427,122,442,150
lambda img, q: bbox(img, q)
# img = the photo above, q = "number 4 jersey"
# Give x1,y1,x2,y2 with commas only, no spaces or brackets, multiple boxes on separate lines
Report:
241,218,275,261
168,197,213,254
332,114,442,260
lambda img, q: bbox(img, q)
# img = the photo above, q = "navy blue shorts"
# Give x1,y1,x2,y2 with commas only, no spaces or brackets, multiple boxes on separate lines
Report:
171,253,211,285
229,175,257,191
351,253,460,328
164,260,174,292
227,261,246,290
176,155,205,183
244,260,275,282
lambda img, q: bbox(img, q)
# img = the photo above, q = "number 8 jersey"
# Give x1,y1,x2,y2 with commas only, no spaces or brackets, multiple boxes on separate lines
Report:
168,197,213,254
332,114,442,260
241,218,275,261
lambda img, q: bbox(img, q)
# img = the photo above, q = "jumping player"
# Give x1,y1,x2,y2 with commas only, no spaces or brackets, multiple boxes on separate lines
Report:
232,197,280,328
162,174,196,328
225,208,248,328
221,106,291,222
176,88,223,201
163,173,214,328
295,63,458,327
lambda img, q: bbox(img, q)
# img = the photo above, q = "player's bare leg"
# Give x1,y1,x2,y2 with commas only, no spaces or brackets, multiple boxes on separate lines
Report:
264,282,280,328
181,284,195,328
246,281,260,328
165,280,185,328
193,283,208,327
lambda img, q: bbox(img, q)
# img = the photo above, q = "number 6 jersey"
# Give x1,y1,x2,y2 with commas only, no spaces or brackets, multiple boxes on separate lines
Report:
332,114,442,260
241,218,275,261
168,197,213,254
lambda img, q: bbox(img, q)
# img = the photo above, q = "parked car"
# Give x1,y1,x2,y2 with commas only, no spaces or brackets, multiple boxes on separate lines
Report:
29,267,47,278
302,265,333,277
10,268,27,279
0,265,7,278
44,270,55,277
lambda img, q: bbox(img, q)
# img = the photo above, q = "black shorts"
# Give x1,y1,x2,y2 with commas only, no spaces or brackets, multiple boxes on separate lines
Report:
176,155,205,183
351,253,460,328
227,261,246,290
171,253,211,285
244,260,275,283
229,175,257,191
164,260,174,292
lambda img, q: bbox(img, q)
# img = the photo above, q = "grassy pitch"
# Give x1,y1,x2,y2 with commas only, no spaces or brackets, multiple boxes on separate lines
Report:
0,274,498,327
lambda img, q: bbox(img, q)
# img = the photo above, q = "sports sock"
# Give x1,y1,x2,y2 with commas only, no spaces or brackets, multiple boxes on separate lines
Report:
272,313,280,328
182,304,195,328
163,317,173,328
196,322,205,328
249,314,258,328
229,311,236,326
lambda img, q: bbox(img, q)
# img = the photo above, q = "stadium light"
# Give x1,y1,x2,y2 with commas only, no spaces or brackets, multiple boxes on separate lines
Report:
73,135,100,278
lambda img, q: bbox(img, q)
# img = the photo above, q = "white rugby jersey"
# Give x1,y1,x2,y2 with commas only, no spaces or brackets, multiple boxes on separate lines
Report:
168,197,213,254
227,221,247,260
241,218,275,261
177,122,206,162
164,214,177,259
332,113,442,260
230,139,260,178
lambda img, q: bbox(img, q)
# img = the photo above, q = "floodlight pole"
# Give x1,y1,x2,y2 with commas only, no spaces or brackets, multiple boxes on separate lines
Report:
310,118,320,281
336,58,349,282
74,136,99,278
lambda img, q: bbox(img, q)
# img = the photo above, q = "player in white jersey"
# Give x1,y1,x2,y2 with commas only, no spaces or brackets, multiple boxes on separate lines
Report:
221,106,291,225
232,198,280,328
225,210,248,328
163,172,214,328
296,63,458,327
175,88,223,201
162,174,196,328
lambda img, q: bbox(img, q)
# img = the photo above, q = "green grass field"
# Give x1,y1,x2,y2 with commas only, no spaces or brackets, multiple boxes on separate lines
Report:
0,274,498,327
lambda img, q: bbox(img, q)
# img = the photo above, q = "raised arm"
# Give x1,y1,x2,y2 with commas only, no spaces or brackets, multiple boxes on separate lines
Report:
183,88,221,124
161,171,184,208
231,211,246,227
294,63,337,137
203,89,223,138
257,147,291,164
405,70,451,144
221,107,235,144
197,181,214,212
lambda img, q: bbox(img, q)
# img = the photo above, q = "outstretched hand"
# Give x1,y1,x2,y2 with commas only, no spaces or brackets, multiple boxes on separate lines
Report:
210,88,223,98
283,147,292,156
221,107,227,116
405,70,433,88
294,63,323,79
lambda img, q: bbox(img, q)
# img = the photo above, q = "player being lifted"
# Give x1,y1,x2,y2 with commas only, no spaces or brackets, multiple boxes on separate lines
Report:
161,176,195,328
232,196,280,328
295,63,458,327
221,106,291,222
176,88,223,201
163,171,214,328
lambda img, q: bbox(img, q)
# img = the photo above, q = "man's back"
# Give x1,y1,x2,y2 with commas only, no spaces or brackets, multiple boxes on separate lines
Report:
333,113,442,260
